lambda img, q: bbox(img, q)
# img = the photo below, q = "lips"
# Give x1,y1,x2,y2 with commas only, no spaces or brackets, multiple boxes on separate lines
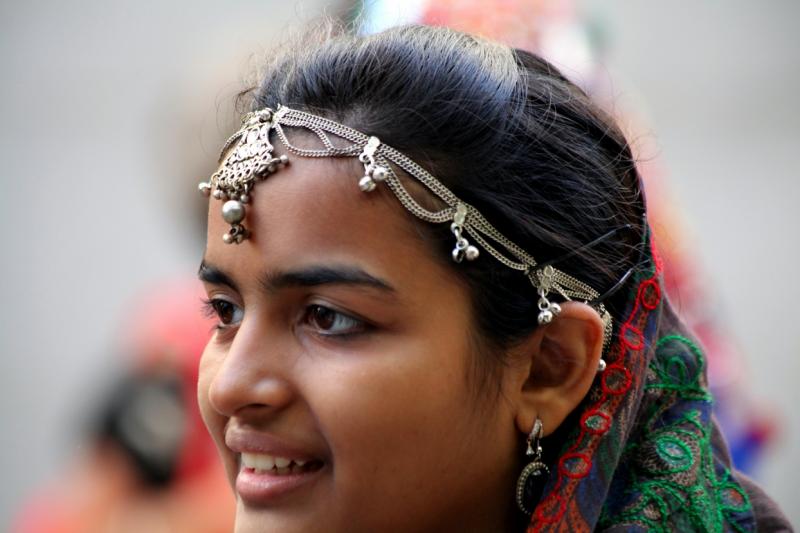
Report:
226,429,326,506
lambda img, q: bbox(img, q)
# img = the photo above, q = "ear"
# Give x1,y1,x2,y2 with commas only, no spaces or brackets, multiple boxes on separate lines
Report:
511,301,605,437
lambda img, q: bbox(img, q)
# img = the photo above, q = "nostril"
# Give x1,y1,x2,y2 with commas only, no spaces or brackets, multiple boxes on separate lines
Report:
206,363,295,418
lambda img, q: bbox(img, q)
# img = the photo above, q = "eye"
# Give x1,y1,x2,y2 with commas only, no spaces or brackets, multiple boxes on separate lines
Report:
304,304,366,337
203,298,243,328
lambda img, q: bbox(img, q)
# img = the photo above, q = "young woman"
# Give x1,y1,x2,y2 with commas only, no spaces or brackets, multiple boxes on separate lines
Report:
196,25,790,532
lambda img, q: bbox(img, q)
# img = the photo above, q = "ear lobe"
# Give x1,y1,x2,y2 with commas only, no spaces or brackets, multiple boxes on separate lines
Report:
513,302,605,437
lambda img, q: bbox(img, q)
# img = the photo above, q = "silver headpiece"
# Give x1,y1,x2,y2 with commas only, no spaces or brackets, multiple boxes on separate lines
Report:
199,105,613,343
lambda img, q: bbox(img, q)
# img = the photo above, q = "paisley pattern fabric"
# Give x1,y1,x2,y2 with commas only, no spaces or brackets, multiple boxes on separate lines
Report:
527,234,758,532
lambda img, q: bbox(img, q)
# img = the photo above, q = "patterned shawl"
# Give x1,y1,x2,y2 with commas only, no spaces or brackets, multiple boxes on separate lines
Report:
526,233,759,532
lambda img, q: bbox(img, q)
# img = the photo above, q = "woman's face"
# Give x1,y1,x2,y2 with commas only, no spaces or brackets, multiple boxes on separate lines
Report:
198,154,522,532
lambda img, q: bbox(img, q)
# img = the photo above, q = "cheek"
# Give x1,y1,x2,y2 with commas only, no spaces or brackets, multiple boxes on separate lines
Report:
300,336,498,509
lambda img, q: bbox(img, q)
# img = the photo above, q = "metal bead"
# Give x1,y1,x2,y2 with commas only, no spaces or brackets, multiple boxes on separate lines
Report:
538,309,553,325
454,203,468,225
372,166,388,182
358,176,376,192
222,200,246,224
597,359,607,372
198,182,211,196
222,233,233,244
213,189,224,200
239,194,250,204
550,302,561,316
279,154,289,165
465,245,480,261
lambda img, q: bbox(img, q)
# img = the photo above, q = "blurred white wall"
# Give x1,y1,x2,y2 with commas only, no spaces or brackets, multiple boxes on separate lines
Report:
1,0,797,527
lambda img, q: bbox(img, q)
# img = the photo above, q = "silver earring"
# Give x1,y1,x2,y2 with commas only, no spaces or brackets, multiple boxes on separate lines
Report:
597,358,607,372
515,418,550,514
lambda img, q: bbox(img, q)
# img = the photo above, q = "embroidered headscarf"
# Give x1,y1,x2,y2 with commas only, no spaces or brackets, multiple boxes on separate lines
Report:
528,232,757,532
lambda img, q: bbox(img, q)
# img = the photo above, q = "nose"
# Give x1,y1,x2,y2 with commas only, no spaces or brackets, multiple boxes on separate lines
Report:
206,320,294,418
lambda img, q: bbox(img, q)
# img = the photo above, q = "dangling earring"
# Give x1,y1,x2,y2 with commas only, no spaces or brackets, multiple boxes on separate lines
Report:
515,418,550,515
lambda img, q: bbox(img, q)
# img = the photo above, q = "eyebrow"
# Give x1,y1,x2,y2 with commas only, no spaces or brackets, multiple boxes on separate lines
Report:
262,265,396,294
198,261,396,295
198,261,240,292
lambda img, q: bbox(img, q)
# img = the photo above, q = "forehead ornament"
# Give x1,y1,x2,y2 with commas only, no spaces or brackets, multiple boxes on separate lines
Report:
199,105,613,345
198,108,289,243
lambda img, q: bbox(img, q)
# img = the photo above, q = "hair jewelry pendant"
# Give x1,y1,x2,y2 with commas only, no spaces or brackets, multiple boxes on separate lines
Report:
536,266,562,325
516,418,550,514
450,204,480,262
358,136,389,192
199,108,289,244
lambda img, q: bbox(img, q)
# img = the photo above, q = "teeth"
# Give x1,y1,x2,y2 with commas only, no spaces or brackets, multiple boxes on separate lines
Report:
241,452,276,471
241,452,314,474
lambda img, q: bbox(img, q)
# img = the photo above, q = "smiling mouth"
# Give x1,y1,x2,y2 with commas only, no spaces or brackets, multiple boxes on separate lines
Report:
241,452,325,475
235,452,325,506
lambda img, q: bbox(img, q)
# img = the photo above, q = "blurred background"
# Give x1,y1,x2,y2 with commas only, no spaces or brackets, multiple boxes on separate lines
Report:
1,0,798,530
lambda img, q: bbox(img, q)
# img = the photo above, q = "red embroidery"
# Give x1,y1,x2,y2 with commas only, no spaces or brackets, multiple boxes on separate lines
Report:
528,239,662,533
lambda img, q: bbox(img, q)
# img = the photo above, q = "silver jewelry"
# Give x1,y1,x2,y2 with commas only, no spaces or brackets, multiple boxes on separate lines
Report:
199,105,612,339
516,418,550,514
357,136,389,192
598,358,607,372
450,203,480,262
536,265,562,325
198,107,289,244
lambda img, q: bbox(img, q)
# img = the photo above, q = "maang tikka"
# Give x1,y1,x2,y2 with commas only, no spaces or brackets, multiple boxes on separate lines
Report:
198,108,289,244
199,105,613,344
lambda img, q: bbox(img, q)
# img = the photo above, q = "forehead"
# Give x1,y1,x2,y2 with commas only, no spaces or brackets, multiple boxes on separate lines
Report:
203,154,446,284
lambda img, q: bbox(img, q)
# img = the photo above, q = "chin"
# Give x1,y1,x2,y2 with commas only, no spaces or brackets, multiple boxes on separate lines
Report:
234,505,314,533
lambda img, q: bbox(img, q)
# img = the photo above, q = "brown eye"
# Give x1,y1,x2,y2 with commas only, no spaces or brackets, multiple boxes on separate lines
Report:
211,299,242,326
305,305,365,336
309,305,335,330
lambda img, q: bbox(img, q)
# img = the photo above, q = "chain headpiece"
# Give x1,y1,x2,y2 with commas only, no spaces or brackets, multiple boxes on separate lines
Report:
199,105,613,345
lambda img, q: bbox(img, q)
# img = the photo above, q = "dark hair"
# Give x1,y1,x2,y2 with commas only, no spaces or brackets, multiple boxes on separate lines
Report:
245,24,646,386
